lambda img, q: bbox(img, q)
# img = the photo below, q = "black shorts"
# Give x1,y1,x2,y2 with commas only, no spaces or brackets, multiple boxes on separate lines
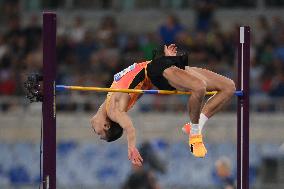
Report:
146,55,188,90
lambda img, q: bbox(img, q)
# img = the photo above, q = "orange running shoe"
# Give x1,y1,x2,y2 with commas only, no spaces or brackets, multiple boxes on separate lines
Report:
189,134,207,158
182,123,191,135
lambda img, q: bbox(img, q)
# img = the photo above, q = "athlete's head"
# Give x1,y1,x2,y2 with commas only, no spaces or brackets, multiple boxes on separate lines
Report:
105,120,123,142
91,116,123,142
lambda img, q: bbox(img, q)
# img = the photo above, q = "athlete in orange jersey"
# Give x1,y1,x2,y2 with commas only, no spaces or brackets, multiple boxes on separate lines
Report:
91,44,236,166
90,61,153,166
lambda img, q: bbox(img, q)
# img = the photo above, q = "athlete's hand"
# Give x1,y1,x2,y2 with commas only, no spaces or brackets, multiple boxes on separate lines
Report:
128,147,143,166
164,44,177,56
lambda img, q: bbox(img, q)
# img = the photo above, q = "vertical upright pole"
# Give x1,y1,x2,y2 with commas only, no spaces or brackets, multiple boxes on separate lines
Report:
237,26,250,189
43,12,56,189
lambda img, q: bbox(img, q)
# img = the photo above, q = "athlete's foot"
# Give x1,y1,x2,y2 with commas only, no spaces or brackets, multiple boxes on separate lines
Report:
189,134,207,158
182,123,207,157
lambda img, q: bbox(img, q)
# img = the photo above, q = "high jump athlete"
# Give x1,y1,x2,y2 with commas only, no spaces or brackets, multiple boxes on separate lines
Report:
90,44,236,166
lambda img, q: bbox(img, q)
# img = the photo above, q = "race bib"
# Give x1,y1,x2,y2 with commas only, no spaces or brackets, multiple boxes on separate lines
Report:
114,63,137,81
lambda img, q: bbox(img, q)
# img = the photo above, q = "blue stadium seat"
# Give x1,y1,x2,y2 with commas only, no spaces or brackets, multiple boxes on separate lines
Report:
57,140,77,156
8,166,30,184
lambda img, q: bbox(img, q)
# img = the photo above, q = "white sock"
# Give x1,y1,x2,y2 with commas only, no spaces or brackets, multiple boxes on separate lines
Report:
199,113,209,133
190,123,200,135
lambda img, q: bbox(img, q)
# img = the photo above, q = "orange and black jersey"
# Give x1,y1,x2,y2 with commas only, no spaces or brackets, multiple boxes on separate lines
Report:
106,55,188,111
106,61,152,111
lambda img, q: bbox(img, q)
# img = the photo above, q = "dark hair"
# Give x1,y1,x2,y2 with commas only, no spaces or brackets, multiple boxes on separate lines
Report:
105,121,123,142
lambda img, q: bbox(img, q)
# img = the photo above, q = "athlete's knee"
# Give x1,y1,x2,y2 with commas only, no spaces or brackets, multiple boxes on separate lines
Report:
192,79,207,95
223,79,236,97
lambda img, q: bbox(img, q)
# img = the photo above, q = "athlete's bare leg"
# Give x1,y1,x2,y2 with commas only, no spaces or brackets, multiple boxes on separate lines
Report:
163,66,235,158
185,67,236,118
163,66,207,124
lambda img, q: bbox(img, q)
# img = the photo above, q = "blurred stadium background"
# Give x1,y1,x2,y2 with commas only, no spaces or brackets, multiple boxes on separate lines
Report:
1,0,284,189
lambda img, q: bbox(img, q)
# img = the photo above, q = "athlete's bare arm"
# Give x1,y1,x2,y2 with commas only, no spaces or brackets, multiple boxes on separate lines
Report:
107,93,143,166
